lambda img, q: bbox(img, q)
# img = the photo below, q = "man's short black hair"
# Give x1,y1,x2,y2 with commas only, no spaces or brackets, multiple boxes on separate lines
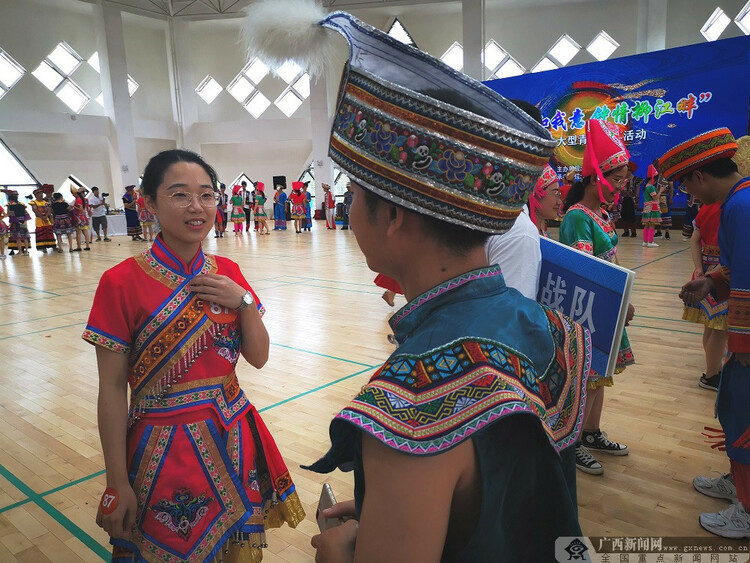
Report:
684,157,738,181
361,188,489,256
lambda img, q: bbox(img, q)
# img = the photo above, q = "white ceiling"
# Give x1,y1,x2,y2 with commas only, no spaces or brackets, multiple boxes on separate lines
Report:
76,0,590,19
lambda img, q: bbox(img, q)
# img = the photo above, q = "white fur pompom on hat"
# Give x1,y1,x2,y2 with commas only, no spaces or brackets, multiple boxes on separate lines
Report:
241,0,338,77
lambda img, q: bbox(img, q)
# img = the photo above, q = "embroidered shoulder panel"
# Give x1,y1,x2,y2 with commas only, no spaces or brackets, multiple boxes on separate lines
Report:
335,327,589,455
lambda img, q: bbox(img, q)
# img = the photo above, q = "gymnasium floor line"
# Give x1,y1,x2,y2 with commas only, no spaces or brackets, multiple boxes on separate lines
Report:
0,309,90,328
628,322,702,336
0,279,60,296
0,363,379,560
258,365,377,413
0,463,111,560
0,322,86,341
2,289,98,306
283,275,382,289
0,470,107,515
630,247,688,270
270,343,378,368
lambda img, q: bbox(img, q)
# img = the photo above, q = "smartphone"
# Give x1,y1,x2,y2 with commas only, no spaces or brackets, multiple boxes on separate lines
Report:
316,483,344,532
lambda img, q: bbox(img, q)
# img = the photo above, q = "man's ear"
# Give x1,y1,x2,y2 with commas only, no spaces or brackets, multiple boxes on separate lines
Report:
385,204,407,239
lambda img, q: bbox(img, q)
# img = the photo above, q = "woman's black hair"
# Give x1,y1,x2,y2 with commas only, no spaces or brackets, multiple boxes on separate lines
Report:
562,177,591,213
141,150,219,199
53,192,63,200
562,166,627,213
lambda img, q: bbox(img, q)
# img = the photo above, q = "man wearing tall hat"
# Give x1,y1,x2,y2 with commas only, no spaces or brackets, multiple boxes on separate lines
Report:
667,128,750,538
244,3,592,559
29,184,56,252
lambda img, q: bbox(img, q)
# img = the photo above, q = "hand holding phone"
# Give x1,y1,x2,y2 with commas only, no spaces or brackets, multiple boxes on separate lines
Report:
316,483,347,532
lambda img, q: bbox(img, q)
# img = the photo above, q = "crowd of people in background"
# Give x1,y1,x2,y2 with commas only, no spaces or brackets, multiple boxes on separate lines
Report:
0,178,357,258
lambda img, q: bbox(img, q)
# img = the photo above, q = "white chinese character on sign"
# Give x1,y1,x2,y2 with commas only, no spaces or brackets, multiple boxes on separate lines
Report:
635,129,647,140
539,273,567,311
570,286,596,334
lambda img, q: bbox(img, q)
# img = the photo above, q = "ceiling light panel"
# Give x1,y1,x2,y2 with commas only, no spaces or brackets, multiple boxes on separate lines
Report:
586,31,619,61
0,49,25,90
32,61,64,91
48,42,82,75
441,42,464,71
548,34,580,66
701,7,731,41
531,56,559,73
196,75,222,104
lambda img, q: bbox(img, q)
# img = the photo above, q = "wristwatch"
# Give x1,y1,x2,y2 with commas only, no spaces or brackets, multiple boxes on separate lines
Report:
236,291,254,312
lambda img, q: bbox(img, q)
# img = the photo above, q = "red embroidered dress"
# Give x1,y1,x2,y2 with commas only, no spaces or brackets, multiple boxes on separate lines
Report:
83,235,304,563
682,202,728,329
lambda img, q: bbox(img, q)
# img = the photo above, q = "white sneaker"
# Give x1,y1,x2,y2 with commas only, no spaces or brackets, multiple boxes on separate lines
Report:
642,242,648,247
699,503,750,539
647,242,660,247
575,443,603,475
693,473,738,502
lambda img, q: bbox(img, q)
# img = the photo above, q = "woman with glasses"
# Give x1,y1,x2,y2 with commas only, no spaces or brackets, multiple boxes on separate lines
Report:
560,119,635,477
528,164,562,238
84,150,304,562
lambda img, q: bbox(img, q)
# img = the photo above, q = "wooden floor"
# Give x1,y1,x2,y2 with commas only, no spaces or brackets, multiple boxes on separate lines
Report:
0,225,744,561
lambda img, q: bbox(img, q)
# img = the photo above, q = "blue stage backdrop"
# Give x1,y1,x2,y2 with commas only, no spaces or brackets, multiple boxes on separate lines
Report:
485,35,750,211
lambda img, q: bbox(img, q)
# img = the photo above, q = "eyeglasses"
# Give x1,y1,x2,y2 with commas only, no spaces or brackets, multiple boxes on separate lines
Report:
607,176,628,187
166,191,219,208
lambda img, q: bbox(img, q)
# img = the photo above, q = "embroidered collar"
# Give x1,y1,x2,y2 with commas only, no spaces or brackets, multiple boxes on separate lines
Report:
567,203,614,234
389,266,504,343
150,234,205,277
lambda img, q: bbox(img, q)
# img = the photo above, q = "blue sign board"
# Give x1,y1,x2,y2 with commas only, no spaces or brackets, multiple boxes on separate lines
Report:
537,238,634,377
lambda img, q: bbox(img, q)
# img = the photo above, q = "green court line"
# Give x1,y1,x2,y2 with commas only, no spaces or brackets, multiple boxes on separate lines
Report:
0,322,85,341
0,279,60,296
0,309,89,328
631,248,688,270
40,470,107,497
258,365,377,413
0,463,110,560
0,468,107,514
0,497,32,514
271,342,377,367
298,282,381,296
635,314,692,324
633,282,684,290
628,322,702,335
285,275,380,289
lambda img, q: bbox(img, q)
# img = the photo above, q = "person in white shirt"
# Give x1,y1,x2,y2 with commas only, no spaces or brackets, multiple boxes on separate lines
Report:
484,205,541,299
88,186,110,242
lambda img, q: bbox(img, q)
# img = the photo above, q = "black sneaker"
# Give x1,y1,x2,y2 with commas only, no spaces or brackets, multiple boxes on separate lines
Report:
581,430,628,455
575,443,603,475
699,372,720,391
654,231,662,237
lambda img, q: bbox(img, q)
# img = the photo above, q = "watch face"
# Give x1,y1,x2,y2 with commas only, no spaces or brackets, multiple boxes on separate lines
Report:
243,292,253,306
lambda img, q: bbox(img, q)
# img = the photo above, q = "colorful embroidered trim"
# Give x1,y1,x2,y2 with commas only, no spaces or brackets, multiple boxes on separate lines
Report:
659,128,738,182
335,330,589,455
82,327,131,354
328,64,554,233
390,266,502,331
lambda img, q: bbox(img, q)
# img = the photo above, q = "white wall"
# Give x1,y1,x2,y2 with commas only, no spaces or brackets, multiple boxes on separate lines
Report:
1,0,748,195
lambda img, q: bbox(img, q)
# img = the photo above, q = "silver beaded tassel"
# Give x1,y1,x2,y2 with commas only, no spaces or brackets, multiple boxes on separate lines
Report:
127,330,210,425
